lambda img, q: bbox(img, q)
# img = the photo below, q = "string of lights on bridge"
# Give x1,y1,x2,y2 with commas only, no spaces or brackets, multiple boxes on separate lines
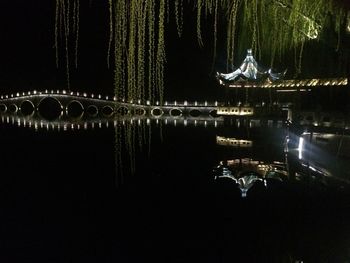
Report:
0,89,220,107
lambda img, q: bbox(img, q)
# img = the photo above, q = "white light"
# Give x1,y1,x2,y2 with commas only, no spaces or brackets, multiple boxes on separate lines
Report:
98,94,101,99
34,90,37,95
146,100,150,105
91,94,94,98
205,101,207,106
70,92,74,95
174,101,177,106
83,93,87,97
184,119,187,126
174,119,177,126
114,97,117,101
77,92,80,96
184,101,187,106
138,99,141,104
195,101,198,106
165,101,167,106
215,101,218,106
298,137,304,160
106,96,109,100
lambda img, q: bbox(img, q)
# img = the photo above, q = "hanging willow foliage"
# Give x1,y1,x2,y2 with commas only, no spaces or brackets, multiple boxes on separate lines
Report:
55,0,79,90
196,0,347,75
109,0,167,105
55,0,347,97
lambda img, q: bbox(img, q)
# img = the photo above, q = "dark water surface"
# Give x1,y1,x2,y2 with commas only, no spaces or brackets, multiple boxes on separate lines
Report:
1,121,350,262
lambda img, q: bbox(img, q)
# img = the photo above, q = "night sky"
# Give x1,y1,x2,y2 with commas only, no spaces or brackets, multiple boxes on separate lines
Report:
0,1,349,100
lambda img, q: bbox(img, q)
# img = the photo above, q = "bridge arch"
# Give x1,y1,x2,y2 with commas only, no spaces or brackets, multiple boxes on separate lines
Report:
134,108,146,116
101,105,114,117
86,105,98,117
151,107,163,117
116,106,129,116
8,104,18,113
0,104,7,113
209,109,218,118
169,108,182,117
66,100,84,119
189,109,202,117
37,97,63,120
20,100,35,116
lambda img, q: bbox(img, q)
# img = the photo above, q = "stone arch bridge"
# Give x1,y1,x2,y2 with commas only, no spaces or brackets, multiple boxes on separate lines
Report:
0,90,219,119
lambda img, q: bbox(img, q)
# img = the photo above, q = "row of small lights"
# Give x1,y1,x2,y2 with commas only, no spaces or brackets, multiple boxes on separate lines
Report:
1,116,222,130
226,78,348,88
0,90,221,107
0,90,114,101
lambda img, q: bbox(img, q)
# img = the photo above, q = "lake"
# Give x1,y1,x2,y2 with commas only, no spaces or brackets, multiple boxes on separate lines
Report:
1,114,350,262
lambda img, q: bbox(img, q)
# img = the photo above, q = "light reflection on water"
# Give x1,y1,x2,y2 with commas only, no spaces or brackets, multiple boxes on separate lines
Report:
1,113,350,262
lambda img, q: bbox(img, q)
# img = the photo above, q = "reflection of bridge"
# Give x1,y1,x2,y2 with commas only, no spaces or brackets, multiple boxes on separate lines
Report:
0,114,225,131
0,90,219,118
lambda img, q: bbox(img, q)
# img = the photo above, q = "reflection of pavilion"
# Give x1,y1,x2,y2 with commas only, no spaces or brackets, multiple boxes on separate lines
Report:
213,158,288,197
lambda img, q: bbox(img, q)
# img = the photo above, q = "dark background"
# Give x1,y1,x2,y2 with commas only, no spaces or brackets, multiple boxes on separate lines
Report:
0,0,349,101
